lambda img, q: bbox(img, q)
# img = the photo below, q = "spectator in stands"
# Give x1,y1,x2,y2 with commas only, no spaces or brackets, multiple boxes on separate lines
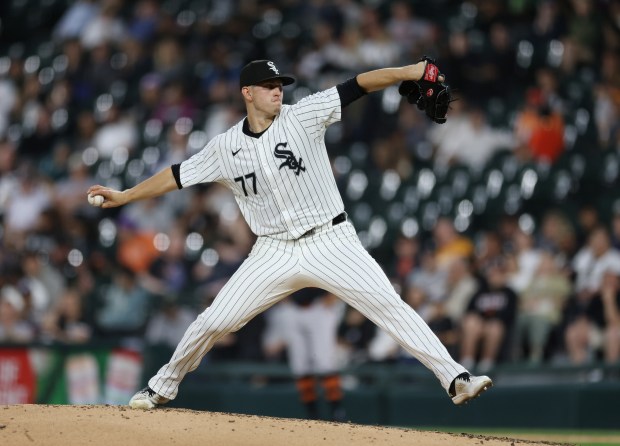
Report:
115,217,160,274
19,250,66,326
513,89,565,164
94,266,151,338
565,0,604,68
479,22,518,102
474,230,504,274
0,286,35,343
530,0,566,48
79,0,127,50
199,41,241,105
563,227,620,363
145,294,197,350
513,250,571,363
564,269,620,364
17,94,58,163
460,258,518,373
152,80,197,126
431,105,514,172
538,210,577,258
443,256,479,326
82,42,119,96
59,38,93,109
357,7,400,69
151,36,189,85
41,287,92,344
39,141,71,182
135,72,163,123
127,0,160,44
386,2,435,55
337,306,377,365
370,134,413,178
575,204,601,248
71,109,98,153
594,51,620,149
140,227,190,297
535,67,566,115
119,196,176,235
3,164,52,249
92,101,139,159
506,229,543,294
432,217,474,271
54,154,97,215
297,21,343,82
388,234,420,289
53,0,100,42
497,213,520,251
407,248,446,306
441,30,470,98
572,226,620,300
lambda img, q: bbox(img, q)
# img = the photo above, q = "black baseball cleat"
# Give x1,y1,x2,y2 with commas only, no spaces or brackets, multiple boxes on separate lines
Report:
449,373,493,405
128,386,170,410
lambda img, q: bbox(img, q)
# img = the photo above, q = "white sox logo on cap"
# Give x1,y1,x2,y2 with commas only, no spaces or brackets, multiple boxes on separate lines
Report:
267,61,279,74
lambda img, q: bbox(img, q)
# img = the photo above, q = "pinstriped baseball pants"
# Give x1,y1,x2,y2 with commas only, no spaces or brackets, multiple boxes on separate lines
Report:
148,221,466,399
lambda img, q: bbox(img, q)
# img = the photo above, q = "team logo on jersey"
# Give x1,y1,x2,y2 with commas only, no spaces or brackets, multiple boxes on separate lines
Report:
267,61,279,74
274,142,305,175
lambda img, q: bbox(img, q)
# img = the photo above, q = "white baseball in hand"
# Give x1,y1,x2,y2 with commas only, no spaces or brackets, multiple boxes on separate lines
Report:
88,193,105,207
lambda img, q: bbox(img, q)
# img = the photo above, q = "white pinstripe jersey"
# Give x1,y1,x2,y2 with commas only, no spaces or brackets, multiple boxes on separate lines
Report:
179,86,345,239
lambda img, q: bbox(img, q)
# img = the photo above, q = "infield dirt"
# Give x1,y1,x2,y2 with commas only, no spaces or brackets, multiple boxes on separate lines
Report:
0,404,571,446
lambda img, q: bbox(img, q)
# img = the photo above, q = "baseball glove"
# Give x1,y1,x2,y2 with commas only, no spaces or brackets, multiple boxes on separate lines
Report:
398,56,451,124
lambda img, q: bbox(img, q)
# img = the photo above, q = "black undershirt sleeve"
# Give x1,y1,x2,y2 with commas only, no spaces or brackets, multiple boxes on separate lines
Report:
171,164,183,189
336,76,367,108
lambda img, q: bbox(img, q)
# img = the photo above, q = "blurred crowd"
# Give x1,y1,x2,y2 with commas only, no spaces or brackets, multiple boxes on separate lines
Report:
1,0,620,373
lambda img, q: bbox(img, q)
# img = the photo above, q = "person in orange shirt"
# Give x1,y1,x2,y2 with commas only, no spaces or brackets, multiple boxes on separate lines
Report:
433,218,474,270
514,89,565,164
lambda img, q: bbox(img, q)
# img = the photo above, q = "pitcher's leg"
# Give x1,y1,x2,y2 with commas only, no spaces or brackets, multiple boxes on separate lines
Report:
149,239,300,399
301,225,466,390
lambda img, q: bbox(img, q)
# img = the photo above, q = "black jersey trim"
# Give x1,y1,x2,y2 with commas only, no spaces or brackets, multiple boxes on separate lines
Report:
337,77,367,108
242,118,270,138
171,164,183,189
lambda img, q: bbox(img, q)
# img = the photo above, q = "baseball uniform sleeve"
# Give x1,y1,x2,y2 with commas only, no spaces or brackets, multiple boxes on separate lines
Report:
336,77,367,108
290,86,341,133
177,138,223,188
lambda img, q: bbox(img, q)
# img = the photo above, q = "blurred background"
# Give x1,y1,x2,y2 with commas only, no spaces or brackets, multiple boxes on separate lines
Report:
0,0,619,431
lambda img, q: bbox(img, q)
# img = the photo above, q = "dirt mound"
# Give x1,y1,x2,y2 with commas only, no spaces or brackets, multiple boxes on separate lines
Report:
0,404,568,446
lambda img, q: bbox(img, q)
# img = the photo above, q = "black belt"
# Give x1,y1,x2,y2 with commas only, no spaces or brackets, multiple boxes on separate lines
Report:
332,212,347,226
302,212,347,237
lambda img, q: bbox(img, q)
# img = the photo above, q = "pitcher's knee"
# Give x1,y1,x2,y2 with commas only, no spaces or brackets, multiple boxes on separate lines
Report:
196,311,240,339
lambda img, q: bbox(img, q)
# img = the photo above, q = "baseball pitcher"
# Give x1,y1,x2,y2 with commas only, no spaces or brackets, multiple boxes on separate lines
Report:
87,58,492,411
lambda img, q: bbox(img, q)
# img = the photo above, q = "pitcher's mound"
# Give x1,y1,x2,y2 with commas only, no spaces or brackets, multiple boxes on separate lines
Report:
0,404,565,446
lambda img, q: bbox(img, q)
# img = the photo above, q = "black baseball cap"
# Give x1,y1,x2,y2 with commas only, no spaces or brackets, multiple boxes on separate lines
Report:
239,60,295,89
